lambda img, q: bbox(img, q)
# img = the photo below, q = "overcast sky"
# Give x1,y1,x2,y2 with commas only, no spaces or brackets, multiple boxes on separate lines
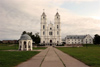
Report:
0,0,100,40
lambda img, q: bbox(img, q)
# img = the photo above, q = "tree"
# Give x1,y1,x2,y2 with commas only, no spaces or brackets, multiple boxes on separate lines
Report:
22,31,27,35
34,32,40,44
0,41,2,43
94,34,100,44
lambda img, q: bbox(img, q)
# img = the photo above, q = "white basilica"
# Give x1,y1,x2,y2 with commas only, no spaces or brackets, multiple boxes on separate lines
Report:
40,11,62,46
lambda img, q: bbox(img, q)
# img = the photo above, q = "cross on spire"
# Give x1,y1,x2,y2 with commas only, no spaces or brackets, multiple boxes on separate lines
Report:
43,9,45,12
57,9,58,12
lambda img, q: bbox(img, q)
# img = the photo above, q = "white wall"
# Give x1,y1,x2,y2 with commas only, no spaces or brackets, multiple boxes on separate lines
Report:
65,35,93,45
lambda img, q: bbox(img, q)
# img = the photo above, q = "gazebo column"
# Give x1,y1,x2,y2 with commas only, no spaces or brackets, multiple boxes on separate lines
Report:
21,41,23,51
31,41,33,50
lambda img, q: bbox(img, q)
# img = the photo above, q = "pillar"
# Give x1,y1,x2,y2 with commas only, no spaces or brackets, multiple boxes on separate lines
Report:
21,41,23,51
31,41,33,50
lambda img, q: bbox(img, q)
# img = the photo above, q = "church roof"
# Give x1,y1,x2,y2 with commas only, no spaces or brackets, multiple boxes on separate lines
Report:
66,35,87,39
19,34,32,40
42,12,46,16
55,12,59,16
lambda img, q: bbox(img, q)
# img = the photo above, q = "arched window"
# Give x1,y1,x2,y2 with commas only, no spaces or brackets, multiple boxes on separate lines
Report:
57,31,59,35
43,25,45,29
57,25,59,29
43,31,45,35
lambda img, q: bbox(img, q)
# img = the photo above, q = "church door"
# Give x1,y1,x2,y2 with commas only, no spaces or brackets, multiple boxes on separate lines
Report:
50,40,52,46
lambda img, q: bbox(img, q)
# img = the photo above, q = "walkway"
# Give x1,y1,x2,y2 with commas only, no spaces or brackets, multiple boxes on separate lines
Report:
17,47,89,67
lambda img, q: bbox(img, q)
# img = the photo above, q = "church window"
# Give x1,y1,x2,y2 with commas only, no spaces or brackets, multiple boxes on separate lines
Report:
51,32,52,35
43,25,45,29
57,25,59,29
57,31,59,35
49,32,53,35
43,31,45,35
57,41,59,43
43,41,45,43
50,28,52,30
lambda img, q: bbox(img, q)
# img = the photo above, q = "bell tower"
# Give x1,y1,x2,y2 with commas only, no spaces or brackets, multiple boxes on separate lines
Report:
54,11,61,45
40,9,47,44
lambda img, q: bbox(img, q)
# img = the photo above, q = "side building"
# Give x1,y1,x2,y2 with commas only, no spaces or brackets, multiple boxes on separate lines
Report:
65,34,93,45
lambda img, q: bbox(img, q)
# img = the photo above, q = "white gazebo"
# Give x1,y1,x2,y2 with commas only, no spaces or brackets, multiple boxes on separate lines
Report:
19,34,33,51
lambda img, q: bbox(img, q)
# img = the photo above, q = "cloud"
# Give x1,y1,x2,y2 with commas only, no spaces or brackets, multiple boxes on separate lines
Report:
0,0,100,40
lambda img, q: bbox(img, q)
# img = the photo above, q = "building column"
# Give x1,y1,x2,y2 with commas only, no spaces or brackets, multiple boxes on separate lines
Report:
31,41,33,50
21,41,23,51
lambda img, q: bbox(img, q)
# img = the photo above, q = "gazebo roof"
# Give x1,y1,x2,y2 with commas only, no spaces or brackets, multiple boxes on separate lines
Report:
19,34,32,40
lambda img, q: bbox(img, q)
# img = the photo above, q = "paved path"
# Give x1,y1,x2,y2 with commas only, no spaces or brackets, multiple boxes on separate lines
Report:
41,47,64,67
17,47,49,67
17,47,89,67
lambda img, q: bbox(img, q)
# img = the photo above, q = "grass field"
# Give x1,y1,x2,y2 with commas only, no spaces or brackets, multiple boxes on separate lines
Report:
57,44,100,67
0,44,18,50
0,51,39,67
0,44,47,50
0,44,46,67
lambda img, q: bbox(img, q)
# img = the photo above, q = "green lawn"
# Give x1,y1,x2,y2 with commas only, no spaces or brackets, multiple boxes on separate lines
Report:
0,44,40,67
57,45,100,67
0,51,39,67
0,44,47,50
0,44,18,50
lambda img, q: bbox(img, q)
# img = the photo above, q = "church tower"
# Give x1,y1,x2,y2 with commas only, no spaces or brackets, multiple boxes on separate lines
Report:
54,12,62,45
40,11,47,44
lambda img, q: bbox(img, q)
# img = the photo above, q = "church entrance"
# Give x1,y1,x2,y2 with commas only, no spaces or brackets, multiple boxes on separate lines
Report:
50,40,52,46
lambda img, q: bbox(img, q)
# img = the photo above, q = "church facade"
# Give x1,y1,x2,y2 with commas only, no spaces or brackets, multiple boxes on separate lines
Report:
40,11,62,46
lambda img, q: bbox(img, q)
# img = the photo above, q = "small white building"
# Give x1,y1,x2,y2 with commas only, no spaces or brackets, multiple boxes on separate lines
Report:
19,34,33,51
65,34,93,45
